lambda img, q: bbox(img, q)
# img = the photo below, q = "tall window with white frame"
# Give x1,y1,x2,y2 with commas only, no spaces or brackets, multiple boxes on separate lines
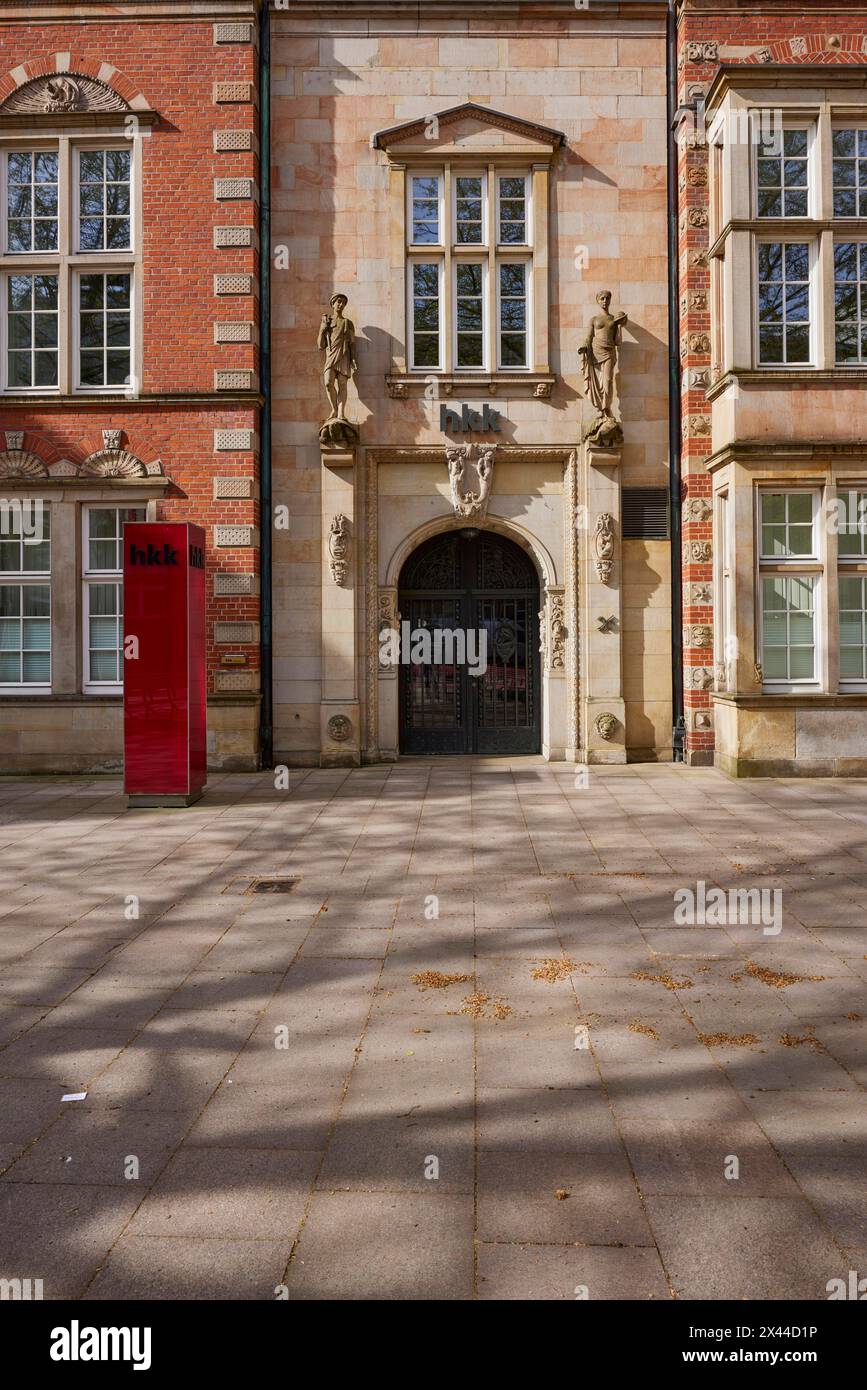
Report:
837,488,867,686
756,128,811,218
407,164,532,374
758,490,820,688
833,242,867,364
0,503,51,690
2,140,136,394
82,505,145,691
757,242,812,365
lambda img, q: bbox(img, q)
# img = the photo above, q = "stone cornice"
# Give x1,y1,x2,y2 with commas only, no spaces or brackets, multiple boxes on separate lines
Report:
706,63,867,113
0,2,259,17
705,440,867,473
367,445,575,466
0,392,262,407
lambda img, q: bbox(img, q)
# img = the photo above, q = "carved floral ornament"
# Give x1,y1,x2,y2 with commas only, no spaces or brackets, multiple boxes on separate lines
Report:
0,73,131,116
0,429,163,481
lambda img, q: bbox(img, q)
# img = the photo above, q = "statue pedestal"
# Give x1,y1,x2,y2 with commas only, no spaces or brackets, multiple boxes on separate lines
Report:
582,440,626,764
320,446,360,767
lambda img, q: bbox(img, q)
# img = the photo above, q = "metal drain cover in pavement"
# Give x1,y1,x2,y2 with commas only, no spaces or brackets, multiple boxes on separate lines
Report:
245,877,300,894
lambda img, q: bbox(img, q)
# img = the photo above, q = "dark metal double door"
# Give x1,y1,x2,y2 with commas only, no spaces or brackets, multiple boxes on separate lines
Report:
398,531,540,755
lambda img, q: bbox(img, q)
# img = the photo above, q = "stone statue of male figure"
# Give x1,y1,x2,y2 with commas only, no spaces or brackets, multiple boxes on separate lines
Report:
578,290,627,420
317,292,358,422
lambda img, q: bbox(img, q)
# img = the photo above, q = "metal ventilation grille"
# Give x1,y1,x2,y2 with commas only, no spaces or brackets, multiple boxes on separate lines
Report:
622,487,670,539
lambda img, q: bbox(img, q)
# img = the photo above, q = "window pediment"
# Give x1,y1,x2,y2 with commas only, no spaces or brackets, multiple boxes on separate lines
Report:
373,103,564,160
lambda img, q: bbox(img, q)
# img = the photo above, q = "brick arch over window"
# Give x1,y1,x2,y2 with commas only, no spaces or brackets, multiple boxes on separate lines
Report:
745,36,867,65
0,55,152,113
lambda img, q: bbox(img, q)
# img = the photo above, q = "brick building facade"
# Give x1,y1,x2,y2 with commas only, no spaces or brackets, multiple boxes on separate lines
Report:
1,0,865,777
0,0,261,772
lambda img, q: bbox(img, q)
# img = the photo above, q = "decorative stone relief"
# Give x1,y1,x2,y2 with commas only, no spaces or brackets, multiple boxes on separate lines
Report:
686,666,714,691
686,41,719,63
687,208,708,229
0,74,129,115
691,251,709,269
386,381,408,399
327,714,352,743
687,167,708,187
594,512,616,584
0,450,48,480
550,592,567,669
214,178,254,200
538,603,548,666
688,415,711,438
689,292,708,311
102,428,123,451
594,712,618,741
328,514,350,586
685,624,713,648
684,540,712,564
690,582,713,604
683,496,711,524
534,381,553,399
80,449,148,478
215,226,253,249
694,710,713,730
715,661,728,690
754,661,764,685
5,431,23,451
597,615,618,634
446,443,494,520
689,368,710,388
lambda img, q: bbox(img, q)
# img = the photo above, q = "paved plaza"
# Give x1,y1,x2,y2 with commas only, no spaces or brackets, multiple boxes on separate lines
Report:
0,761,865,1301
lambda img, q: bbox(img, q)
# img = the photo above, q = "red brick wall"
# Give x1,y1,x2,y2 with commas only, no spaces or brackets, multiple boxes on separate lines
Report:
677,3,867,762
0,8,260,694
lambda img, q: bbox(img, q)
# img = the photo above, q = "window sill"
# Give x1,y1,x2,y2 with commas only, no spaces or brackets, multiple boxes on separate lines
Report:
386,372,555,399
714,691,867,708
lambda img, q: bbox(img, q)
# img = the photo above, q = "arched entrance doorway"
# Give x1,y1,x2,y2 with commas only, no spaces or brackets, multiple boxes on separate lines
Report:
398,529,541,755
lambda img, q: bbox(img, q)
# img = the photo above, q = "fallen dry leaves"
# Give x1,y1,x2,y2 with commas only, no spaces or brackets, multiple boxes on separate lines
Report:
411,971,471,992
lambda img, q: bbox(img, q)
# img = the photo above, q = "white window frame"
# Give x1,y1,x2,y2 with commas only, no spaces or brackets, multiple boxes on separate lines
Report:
451,169,487,248
0,502,51,694
756,487,823,691
495,170,532,248
73,267,135,394
831,124,867,220
715,489,733,688
2,147,60,256
407,171,444,249
754,120,816,220
72,144,133,256
754,237,818,368
81,503,145,693
0,268,61,393
495,255,532,371
407,256,444,372
832,238,867,366
452,257,488,373
0,133,140,395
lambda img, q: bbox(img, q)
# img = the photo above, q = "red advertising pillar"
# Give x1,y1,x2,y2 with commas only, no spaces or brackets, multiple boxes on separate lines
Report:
123,522,207,807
